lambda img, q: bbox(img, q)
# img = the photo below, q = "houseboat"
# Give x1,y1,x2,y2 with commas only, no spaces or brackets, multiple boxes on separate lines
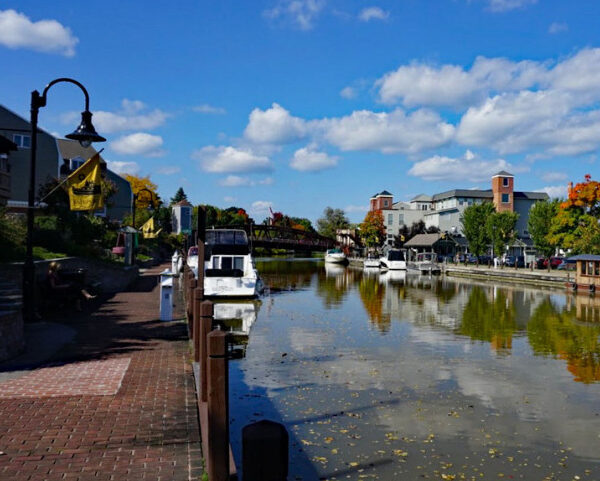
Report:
567,254,600,293
407,252,441,275
380,249,406,270
192,229,263,298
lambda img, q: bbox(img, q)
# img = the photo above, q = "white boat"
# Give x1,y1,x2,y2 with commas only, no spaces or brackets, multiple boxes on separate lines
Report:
325,248,348,265
364,255,380,269
193,229,263,298
407,252,441,275
380,249,407,270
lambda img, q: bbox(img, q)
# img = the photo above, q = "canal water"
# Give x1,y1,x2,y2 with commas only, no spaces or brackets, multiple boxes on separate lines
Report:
219,259,600,480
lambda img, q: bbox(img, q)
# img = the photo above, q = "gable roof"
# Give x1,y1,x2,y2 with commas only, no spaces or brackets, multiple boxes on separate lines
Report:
56,138,101,162
411,194,432,202
404,233,444,247
0,104,54,137
492,170,514,177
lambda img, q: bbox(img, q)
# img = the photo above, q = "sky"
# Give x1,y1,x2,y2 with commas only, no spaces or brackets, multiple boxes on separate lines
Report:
1,0,599,223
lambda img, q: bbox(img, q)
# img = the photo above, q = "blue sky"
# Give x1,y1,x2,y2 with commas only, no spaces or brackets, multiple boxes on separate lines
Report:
1,0,599,223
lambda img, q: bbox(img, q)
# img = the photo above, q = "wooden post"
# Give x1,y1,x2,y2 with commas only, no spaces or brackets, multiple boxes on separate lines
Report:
187,276,196,321
200,300,213,403
192,286,204,361
243,420,289,481
207,330,229,481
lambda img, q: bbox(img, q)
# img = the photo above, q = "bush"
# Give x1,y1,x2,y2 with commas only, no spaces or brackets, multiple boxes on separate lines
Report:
0,210,26,262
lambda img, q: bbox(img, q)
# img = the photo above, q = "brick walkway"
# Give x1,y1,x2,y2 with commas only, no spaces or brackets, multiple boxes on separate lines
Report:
0,266,203,480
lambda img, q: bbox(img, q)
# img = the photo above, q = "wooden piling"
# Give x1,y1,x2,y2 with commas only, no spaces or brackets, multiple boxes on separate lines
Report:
207,330,229,481
243,420,289,481
199,300,213,403
192,286,204,361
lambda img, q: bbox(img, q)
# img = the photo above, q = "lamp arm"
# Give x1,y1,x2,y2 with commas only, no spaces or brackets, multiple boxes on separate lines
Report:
36,77,91,111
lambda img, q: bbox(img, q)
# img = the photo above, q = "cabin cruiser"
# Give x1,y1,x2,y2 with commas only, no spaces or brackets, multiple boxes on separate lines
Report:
364,254,380,268
380,249,406,270
192,229,263,297
407,252,441,275
325,248,348,264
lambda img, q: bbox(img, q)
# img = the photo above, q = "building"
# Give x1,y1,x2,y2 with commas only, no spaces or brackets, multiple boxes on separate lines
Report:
56,140,132,222
372,172,549,245
172,200,193,234
0,134,17,206
0,105,60,212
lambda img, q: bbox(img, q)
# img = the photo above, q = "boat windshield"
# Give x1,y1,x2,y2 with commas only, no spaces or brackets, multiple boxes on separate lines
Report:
328,248,342,254
388,250,405,261
188,246,198,257
206,230,248,246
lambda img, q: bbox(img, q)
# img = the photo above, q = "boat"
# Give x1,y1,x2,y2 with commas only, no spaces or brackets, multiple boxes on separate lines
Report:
407,252,441,275
325,248,348,265
192,229,263,297
380,249,407,270
364,254,380,269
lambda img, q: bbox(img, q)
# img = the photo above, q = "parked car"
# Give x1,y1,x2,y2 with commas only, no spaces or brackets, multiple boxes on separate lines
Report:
478,255,492,265
504,255,525,267
543,256,564,269
557,259,576,271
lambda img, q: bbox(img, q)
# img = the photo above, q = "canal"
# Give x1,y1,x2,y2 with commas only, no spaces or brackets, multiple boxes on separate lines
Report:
219,259,600,480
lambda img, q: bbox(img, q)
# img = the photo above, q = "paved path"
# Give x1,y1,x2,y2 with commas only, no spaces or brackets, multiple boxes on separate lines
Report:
0,266,203,480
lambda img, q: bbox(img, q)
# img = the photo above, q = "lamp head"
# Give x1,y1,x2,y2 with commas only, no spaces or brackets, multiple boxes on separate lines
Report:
65,110,106,147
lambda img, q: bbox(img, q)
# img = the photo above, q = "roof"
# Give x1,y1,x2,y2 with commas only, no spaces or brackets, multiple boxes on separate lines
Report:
0,104,53,137
174,199,192,207
411,194,432,202
567,254,600,262
514,191,549,200
492,170,514,177
404,233,444,247
56,139,102,162
377,190,393,197
432,189,493,201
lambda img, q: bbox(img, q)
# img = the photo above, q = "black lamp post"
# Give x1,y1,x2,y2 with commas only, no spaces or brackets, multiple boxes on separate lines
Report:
24,78,105,321
131,188,159,229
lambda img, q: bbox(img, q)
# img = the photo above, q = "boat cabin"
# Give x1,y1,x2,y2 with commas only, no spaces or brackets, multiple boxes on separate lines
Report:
569,254,600,292
205,229,251,277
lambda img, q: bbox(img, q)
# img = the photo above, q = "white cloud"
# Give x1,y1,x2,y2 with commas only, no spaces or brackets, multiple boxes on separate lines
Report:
358,6,390,22
111,133,165,157
548,22,568,34
106,160,140,176
219,175,274,187
249,200,274,217
156,166,181,175
340,86,357,99
244,103,307,144
318,108,454,154
224,196,236,203
0,9,78,57
193,104,226,115
259,177,275,185
290,145,338,171
263,0,325,30
64,99,169,134
541,171,567,183
536,185,567,198
192,146,273,173
408,150,526,182
345,204,369,213
487,0,537,12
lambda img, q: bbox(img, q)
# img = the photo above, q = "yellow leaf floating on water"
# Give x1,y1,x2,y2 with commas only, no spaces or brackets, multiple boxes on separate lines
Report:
331,448,338,454
324,436,334,444
313,456,328,464
393,449,408,457
385,432,399,441
441,475,456,480
349,462,359,467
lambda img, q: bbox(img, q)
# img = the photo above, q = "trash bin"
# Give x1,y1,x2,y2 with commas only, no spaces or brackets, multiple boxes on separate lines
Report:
159,269,175,321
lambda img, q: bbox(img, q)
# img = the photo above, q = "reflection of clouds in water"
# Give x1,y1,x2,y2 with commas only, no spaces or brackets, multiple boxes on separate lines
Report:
289,326,333,353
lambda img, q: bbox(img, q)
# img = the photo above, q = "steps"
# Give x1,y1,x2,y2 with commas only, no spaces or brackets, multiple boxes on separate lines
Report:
0,274,25,362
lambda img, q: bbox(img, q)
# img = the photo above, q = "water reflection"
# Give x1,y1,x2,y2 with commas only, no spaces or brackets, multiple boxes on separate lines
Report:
213,301,261,357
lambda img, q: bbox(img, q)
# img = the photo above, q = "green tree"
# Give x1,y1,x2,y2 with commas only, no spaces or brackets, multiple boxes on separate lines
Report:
316,207,349,239
360,210,385,247
528,199,559,268
486,211,519,260
460,202,496,260
290,217,315,232
170,187,188,205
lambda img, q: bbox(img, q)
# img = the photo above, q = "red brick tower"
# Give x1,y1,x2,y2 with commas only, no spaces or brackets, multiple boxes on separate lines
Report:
492,171,514,212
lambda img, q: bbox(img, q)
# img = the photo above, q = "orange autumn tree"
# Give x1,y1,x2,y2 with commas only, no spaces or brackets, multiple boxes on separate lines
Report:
123,174,159,209
562,174,600,216
360,210,385,247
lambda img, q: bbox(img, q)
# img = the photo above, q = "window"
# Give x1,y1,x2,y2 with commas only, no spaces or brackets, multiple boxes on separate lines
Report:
13,134,31,149
0,155,7,172
70,157,85,170
384,199,389,207
596,262,600,276
234,257,244,271
398,214,404,224
582,262,587,275
502,193,510,203
221,257,233,270
388,213,393,225
503,177,509,187
212,257,220,269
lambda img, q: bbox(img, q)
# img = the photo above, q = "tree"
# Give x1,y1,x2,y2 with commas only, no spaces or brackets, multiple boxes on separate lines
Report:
486,211,519,260
409,220,426,238
360,210,385,248
528,199,560,267
562,174,600,216
571,215,600,254
548,206,582,252
123,174,159,209
290,217,315,232
316,207,349,239
460,202,496,258
170,187,188,205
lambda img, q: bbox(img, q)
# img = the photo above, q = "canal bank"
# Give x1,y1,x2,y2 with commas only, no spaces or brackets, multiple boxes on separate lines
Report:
443,264,570,288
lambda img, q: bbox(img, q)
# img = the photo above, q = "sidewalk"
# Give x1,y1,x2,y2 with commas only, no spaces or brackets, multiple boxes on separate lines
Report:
443,263,570,288
0,265,203,480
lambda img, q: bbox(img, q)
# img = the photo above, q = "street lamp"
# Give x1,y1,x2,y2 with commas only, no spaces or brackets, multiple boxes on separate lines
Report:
132,188,159,228
24,78,105,321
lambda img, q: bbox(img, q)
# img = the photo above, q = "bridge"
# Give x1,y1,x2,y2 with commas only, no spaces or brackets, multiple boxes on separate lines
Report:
228,224,336,252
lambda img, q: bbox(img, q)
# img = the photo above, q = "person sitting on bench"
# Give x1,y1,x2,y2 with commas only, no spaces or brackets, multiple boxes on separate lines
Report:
47,262,96,310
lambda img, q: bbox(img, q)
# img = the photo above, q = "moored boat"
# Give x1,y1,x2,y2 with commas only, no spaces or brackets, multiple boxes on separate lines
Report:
325,248,348,265
380,249,406,270
364,254,380,269
407,252,441,275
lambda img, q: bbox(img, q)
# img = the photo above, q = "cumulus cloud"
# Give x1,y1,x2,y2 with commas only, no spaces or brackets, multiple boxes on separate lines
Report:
548,22,568,34
263,0,325,30
541,171,567,183
0,9,78,57
345,204,369,213
487,0,537,12
106,160,140,176
318,108,454,154
408,150,526,182
193,104,226,115
536,185,567,198
218,175,275,187
63,99,169,134
224,196,236,203
340,86,357,99
156,166,181,175
244,103,307,144
249,200,274,217
192,146,273,173
290,145,338,171
358,6,389,22
111,133,165,157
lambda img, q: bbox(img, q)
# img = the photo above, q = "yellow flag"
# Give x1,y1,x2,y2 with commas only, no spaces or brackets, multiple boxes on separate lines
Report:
141,217,162,238
66,152,103,211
